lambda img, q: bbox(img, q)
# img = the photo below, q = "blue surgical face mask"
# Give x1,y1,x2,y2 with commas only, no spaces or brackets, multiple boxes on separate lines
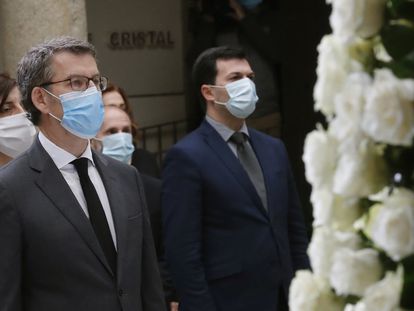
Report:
238,0,263,9
101,132,135,164
211,77,259,119
43,86,104,139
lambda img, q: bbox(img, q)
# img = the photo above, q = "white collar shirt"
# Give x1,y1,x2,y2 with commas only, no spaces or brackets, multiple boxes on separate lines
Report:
38,131,117,249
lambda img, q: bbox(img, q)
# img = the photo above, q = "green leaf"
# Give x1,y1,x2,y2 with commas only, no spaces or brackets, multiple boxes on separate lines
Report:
388,0,414,20
385,58,414,78
400,254,414,309
379,251,398,272
381,20,414,60
382,145,414,186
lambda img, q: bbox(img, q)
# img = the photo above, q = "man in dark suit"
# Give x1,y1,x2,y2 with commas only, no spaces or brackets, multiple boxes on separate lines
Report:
0,37,165,311
162,46,310,311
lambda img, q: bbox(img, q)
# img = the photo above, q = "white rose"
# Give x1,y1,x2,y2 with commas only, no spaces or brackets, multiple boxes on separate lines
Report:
333,137,387,197
310,189,334,227
289,270,344,311
368,186,393,202
314,35,361,117
367,188,414,261
330,248,382,296
303,128,337,189
344,304,363,311
308,226,360,278
329,0,386,42
357,268,403,311
311,188,362,230
374,42,392,62
362,68,414,146
329,72,371,142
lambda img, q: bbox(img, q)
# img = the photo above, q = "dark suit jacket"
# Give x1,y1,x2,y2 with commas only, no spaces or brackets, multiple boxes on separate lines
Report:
140,174,177,304
0,138,166,311
132,148,160,178
162,120,310,311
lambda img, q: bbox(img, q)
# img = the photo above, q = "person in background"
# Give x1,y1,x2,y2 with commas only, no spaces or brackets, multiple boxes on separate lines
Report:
0,73,36,166
102,83,160,178
95,105,179,311
0,36,165,311
162,46,310,311
95,106,135,165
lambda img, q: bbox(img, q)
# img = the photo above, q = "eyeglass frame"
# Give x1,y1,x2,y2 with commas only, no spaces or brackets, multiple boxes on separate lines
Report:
40,75,108,92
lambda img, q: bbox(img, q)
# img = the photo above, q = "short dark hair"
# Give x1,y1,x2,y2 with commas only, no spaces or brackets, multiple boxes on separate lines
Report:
0,73,17,110
191,46,246,103
16,36,96,125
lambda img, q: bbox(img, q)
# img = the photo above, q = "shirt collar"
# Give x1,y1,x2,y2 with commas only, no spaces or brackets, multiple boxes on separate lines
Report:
205,115,249,142
38,131,95,169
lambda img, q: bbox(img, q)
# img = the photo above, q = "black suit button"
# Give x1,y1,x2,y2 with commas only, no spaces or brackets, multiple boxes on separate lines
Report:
118,289,124,297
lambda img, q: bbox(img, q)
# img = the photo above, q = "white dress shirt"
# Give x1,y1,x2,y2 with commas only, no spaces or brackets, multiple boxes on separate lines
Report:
38,132,117,249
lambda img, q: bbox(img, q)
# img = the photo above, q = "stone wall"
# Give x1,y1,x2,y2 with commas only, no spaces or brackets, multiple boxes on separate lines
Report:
0,0,87,75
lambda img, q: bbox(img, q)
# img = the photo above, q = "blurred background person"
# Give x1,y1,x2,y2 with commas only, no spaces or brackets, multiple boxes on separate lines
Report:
186,0,281,135
95,105,135,165
95,105,178,311
0,73,36,166
102,83,160,178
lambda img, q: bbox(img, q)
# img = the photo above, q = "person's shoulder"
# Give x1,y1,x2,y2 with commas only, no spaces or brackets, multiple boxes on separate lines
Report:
163,129,209,172
0,152,31,183
177,126,205,145
168,126,206,154
249,127,284,147
94,152,137,176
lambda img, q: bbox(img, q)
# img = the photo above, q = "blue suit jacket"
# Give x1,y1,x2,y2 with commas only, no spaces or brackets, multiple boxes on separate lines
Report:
162,120,310,311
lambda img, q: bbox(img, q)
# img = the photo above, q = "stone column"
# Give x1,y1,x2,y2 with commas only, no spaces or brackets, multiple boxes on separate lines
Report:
0,0,87,74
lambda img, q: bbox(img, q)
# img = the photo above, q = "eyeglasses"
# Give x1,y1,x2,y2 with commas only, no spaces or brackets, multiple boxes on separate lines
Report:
40,75,108,92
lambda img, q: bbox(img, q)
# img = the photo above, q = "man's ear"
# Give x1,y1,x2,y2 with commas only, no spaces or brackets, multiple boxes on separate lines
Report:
201,84,215,102
31,87,51,114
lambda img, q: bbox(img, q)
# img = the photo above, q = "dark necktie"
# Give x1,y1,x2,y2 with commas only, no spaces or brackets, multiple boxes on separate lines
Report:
230,132,268,211
72,158,117,273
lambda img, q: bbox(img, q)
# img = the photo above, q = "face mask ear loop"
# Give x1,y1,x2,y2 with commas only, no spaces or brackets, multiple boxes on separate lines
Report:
41,87,60,101
48,112,62,123
41,87,63,123
214,100,228,106
208,85,226,89
208,85,228,106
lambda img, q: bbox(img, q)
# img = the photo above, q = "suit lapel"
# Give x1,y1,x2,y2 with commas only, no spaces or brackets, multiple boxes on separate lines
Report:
93,152,128,279
30,140,113,276
200,121,267,216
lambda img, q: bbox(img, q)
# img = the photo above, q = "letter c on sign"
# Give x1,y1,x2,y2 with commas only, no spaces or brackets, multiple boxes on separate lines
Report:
110,32,119,48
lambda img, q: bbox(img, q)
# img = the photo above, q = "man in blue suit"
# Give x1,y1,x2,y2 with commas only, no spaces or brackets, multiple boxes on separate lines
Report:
162,46,310,311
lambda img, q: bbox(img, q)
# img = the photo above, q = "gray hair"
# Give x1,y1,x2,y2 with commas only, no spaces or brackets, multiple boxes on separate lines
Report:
16,36,96,125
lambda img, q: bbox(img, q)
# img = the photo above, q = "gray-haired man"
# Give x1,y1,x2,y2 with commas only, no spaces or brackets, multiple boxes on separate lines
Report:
0,37,165,311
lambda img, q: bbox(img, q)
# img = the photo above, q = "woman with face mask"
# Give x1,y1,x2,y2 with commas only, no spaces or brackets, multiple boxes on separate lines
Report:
0,73,36,166
102,83,160,178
